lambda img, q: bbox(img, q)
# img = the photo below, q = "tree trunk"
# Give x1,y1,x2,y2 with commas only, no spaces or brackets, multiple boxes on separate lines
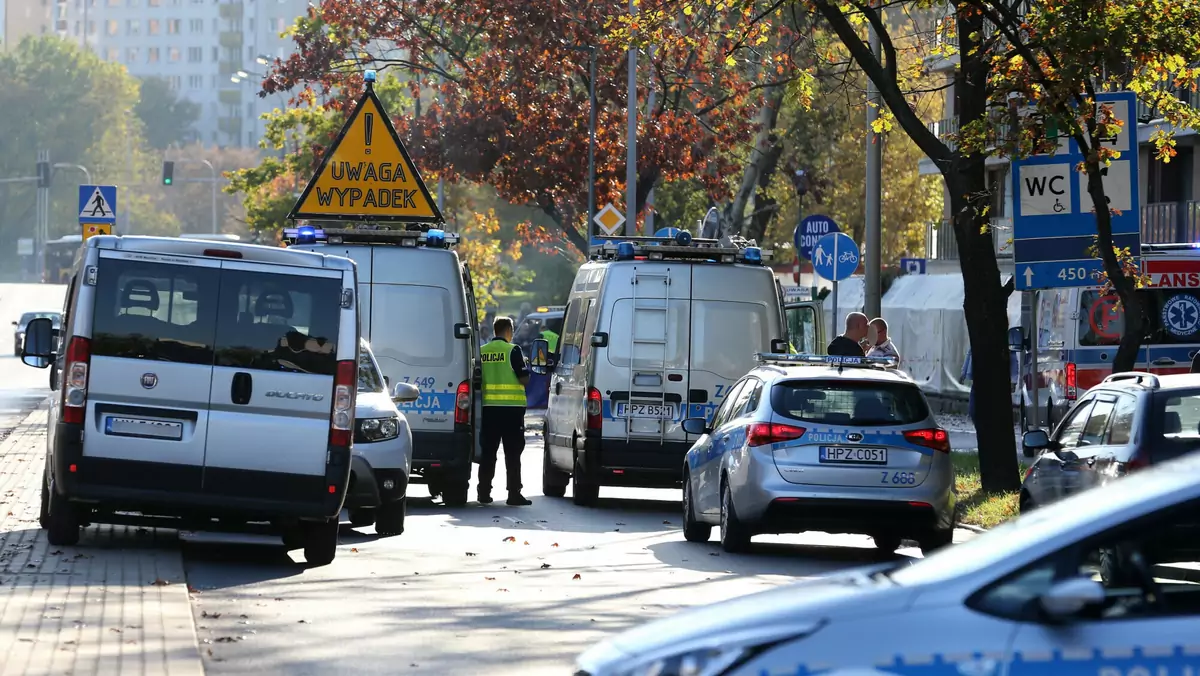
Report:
1083,165,1144,373
729,86,785,235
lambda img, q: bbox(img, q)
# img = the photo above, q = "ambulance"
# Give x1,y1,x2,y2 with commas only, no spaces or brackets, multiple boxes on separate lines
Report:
1026,243,1200,428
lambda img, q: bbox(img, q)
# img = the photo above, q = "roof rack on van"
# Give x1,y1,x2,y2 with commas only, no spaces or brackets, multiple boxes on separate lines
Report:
282,225,459,249
590,233,771,265
753,353,899,372
1101,372,1160,388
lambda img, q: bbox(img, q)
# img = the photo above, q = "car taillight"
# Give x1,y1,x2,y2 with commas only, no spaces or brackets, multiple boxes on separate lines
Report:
454,379,470,426
587,388,602,430
904,428,950,453
746,423,806,447
1065,362,1077,400
62,337,91,425
329,359,356,447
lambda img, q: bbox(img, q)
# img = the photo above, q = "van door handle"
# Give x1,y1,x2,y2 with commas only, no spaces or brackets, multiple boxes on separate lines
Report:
1152,357,1177,366
231,372,252,405
555,381,562,394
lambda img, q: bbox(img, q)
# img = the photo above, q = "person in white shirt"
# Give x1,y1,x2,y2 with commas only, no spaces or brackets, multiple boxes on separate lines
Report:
866,317,900,365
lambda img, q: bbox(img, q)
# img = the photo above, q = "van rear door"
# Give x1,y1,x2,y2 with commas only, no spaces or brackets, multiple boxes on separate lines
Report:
85,251,221,492
784,301,825,354
203,260,346,500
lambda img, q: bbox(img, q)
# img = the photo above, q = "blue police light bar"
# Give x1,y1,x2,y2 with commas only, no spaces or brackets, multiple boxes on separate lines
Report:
616,241,636,260
424,228,445,247
742,246,762,264
675,230,693,246
283,226,326,244
753,353,898,369
364,70,377,83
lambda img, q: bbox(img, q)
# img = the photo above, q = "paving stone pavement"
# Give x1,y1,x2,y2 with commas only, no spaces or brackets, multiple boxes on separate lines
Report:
0,407,203,676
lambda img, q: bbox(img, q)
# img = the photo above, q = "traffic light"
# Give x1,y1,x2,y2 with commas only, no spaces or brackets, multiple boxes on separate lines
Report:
36,161,51,188
162,161,174,186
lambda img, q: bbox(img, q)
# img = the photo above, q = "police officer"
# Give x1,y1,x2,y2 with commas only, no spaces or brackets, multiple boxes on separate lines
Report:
478,316,532,506
540,318,562,353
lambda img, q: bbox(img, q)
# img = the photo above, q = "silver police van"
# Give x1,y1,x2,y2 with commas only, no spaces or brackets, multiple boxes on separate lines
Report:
286,225,481,506
533,233,821,505
20,234,360,566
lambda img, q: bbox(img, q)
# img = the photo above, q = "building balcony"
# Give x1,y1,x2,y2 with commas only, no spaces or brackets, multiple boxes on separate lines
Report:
218,89,242,105
218,117,243,136
219,31,243,49
218,60,242,75
218,2,243,20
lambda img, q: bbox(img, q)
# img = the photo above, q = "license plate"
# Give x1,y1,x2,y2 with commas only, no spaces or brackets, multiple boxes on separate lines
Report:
615,403,675,419
819,446,887,464
105,416,183,440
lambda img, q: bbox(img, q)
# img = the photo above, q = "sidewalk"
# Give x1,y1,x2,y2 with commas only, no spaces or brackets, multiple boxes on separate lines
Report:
0,407,203,676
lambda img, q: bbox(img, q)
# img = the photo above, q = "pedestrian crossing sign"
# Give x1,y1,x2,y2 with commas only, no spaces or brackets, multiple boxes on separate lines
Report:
78,185,118,224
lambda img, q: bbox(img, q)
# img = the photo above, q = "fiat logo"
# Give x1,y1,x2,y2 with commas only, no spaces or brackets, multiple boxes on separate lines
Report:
141,373,158,389
846,432,863,442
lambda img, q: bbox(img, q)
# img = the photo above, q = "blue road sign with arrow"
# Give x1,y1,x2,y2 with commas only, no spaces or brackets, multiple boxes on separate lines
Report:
794,214,840,261
812,232,859,282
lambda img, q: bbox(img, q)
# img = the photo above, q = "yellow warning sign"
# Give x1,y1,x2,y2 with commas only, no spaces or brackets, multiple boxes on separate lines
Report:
82,222,112,241
289,88,443,223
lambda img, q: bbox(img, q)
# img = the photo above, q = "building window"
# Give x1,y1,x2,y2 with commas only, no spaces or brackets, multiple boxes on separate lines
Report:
168,46,180,62
106,19,118,35
126,0,139,6
169,75,181,89
247,18,254,31
147,0,159,5
147,47,160,63
246,45,254,60
245,102,254,118
212,18,217,33
149,19,161,34
188,46,202,62
189,18,201,32
211,46,218,61
167,18,180,34
105,47,119,61
247,131,254,147
188,74,203,88
106,0,119,6
126,47,139,62
126,19,139,34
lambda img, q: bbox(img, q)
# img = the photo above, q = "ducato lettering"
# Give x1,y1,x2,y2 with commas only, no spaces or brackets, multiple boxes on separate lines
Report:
265,391,326,401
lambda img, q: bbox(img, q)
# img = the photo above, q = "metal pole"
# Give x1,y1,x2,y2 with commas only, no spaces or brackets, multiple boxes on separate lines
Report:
202,159,217,233
624,0,638,235
643,46,656,233
54,164,92,184
437,51,447,214
1029,291,1040,430
864,5,883,320
831,234,840,336
587,48,598,253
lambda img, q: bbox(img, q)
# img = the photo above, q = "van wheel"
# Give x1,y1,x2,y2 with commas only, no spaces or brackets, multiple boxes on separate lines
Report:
442,478,469,507
39,468,50,530
682,472,711,543
376,498,406,536
572,459,599,507
45,477,80,547
280,524,304,550
302,519,339,566
918,529,954,555
349,509,376,527
542,442,569,498
719,482,751,553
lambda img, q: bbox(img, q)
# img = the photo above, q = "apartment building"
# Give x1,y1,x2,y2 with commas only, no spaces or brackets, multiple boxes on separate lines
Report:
2,0,55,49
918,14,1199,274
56,0,306,147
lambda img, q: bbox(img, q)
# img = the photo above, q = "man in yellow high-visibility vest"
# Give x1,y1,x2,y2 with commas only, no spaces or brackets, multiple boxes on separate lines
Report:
478,316,532,506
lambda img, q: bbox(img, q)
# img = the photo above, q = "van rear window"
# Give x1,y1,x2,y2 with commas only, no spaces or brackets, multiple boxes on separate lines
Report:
771,380,930,426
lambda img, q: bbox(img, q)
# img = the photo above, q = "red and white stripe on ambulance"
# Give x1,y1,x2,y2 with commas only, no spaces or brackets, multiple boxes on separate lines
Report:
1035,255,1200,405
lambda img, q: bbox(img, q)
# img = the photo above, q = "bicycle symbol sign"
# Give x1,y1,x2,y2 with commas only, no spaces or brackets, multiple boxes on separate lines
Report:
812,232,860,283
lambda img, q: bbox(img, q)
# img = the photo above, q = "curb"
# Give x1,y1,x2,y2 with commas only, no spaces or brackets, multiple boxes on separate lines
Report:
957,523,989,534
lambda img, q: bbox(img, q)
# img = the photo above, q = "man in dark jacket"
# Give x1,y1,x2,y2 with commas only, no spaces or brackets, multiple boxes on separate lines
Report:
827,312,869,357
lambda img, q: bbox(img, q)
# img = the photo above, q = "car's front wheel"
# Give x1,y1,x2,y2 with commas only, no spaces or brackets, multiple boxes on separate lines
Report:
681,472,711,543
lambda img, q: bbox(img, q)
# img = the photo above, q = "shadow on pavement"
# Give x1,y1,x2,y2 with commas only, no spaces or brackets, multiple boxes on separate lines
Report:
646,538,913,576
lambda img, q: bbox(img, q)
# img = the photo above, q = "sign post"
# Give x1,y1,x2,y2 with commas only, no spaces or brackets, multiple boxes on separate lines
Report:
78,185,117,241
1012,91,1140,291
811,232,860,333
794,214,840,301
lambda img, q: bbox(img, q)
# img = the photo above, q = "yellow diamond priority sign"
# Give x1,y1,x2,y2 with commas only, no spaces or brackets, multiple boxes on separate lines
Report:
289,86,443,223
593,203,625,236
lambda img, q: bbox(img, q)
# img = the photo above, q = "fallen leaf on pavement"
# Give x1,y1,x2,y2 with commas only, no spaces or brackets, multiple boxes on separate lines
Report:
614,529,620,532
536,520,548,523
350,548,358,553
465,552,477,557
616,522,626,525
551,543,559,547
497,588,509,592
49,550,62,555
662,521,672,525
709,552,720,557
572,574,582,580
151,578,169,586
503,536,516,542
540,563,551,569
109,628,121,633
298,620,308,624
201,611,221,619
485,577,495,581
523,541,530,545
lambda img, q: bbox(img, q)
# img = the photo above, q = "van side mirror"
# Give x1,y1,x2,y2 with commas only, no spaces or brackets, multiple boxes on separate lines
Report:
454,323,472,340
770,338,789,353
682,418,709,435
591,332,609,348
1008,327,1027,352
21,317,54,369
530,338,551,375
392,382,420,403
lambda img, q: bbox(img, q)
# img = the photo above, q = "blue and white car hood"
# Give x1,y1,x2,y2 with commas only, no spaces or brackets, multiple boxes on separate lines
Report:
578,564,913,669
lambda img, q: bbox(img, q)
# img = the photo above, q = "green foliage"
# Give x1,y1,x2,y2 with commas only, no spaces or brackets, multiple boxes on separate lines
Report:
134,76,202,149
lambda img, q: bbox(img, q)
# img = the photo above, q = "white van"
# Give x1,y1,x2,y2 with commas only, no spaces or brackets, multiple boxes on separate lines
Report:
534,235,821,505
287,225,480,506
19,234,360,566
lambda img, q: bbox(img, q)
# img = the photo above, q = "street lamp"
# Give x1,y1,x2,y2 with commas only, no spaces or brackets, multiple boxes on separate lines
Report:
255,54,271,67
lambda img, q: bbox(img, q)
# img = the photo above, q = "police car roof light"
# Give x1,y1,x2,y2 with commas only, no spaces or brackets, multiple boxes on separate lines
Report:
616,241,636,260
742,246,762,264
283,226,459,248
675,230,693,246
364,69,377,83
591,236,773,265
424,228,446,247
753,352,899,370
283,226,326,244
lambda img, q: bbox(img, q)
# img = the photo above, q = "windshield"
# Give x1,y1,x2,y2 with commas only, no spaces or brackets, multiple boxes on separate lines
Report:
771,380,930,426
358,347,385,393
19,312,58,325
889,458,1200,586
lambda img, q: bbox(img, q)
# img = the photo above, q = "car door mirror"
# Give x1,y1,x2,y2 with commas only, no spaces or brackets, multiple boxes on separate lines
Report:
391,382,420,403
453,323,472,340
1038,577,1105,619
21,317,54,369
770,338,789,353
682,418,709,435
590,332,609,348
530,338,551,375
1022,429,1050,452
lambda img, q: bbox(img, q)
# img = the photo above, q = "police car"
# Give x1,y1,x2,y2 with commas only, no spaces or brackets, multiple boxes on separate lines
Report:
680,354,955,555
578,451,1200,676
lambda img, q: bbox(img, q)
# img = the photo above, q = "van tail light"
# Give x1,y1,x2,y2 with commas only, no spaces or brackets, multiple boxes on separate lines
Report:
904,428,951,453
746,423,806,447
329,360,356,448
454,380,471,426
1126,451,1150,473
1065,362,1078,400
587,388,603,431
62,336,91,425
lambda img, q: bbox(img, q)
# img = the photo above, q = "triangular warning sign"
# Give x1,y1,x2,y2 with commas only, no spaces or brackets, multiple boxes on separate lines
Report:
289,87,443,223
79,187,114,220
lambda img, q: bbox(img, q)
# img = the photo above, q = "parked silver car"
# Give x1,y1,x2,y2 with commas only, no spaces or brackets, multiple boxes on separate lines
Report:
680,354,955,554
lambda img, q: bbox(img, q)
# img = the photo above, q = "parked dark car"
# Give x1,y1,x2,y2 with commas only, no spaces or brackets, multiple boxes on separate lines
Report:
12,311,60,356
